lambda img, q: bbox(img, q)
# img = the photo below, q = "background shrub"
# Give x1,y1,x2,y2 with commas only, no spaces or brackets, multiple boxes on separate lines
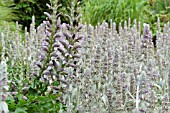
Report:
12,0,50,29
81,0,153,27
12,0,83,29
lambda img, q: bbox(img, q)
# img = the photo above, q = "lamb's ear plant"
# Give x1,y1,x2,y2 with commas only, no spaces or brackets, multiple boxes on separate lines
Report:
0,33,9,113
0,1,170,112
0,16,61,112
2,19,37,97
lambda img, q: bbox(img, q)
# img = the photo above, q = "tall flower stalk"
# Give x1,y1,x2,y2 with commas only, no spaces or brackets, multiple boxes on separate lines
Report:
0,33,8,113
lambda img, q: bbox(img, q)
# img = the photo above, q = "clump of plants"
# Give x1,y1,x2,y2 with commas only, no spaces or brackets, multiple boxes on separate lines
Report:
57,19,170,112
0,0,170,113
1,0,84,112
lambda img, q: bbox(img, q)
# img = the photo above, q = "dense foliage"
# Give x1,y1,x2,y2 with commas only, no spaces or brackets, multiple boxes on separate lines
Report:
0,0,169,113
81,0,151,26
12,0,82,29
12,0,50,29
81,0,170,33
149,0,170,33
1,0,169,32
0,0,18,32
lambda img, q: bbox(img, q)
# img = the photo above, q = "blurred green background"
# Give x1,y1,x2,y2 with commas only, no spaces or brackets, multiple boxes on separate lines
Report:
0,0,169,33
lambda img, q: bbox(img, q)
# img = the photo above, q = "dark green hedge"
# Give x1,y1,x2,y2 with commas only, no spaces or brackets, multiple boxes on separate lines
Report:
13,0,50,29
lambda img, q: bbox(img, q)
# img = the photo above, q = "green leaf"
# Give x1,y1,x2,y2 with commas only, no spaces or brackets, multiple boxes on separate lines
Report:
18,100,27,106
14,107,27,113
52,81,59,86
9,101,16,110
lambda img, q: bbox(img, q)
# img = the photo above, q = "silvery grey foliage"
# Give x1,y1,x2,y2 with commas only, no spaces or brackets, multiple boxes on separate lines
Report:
0,1,169,112
0,59,9,113
0,16,44,98
62,18,170,113
0,33,9,113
